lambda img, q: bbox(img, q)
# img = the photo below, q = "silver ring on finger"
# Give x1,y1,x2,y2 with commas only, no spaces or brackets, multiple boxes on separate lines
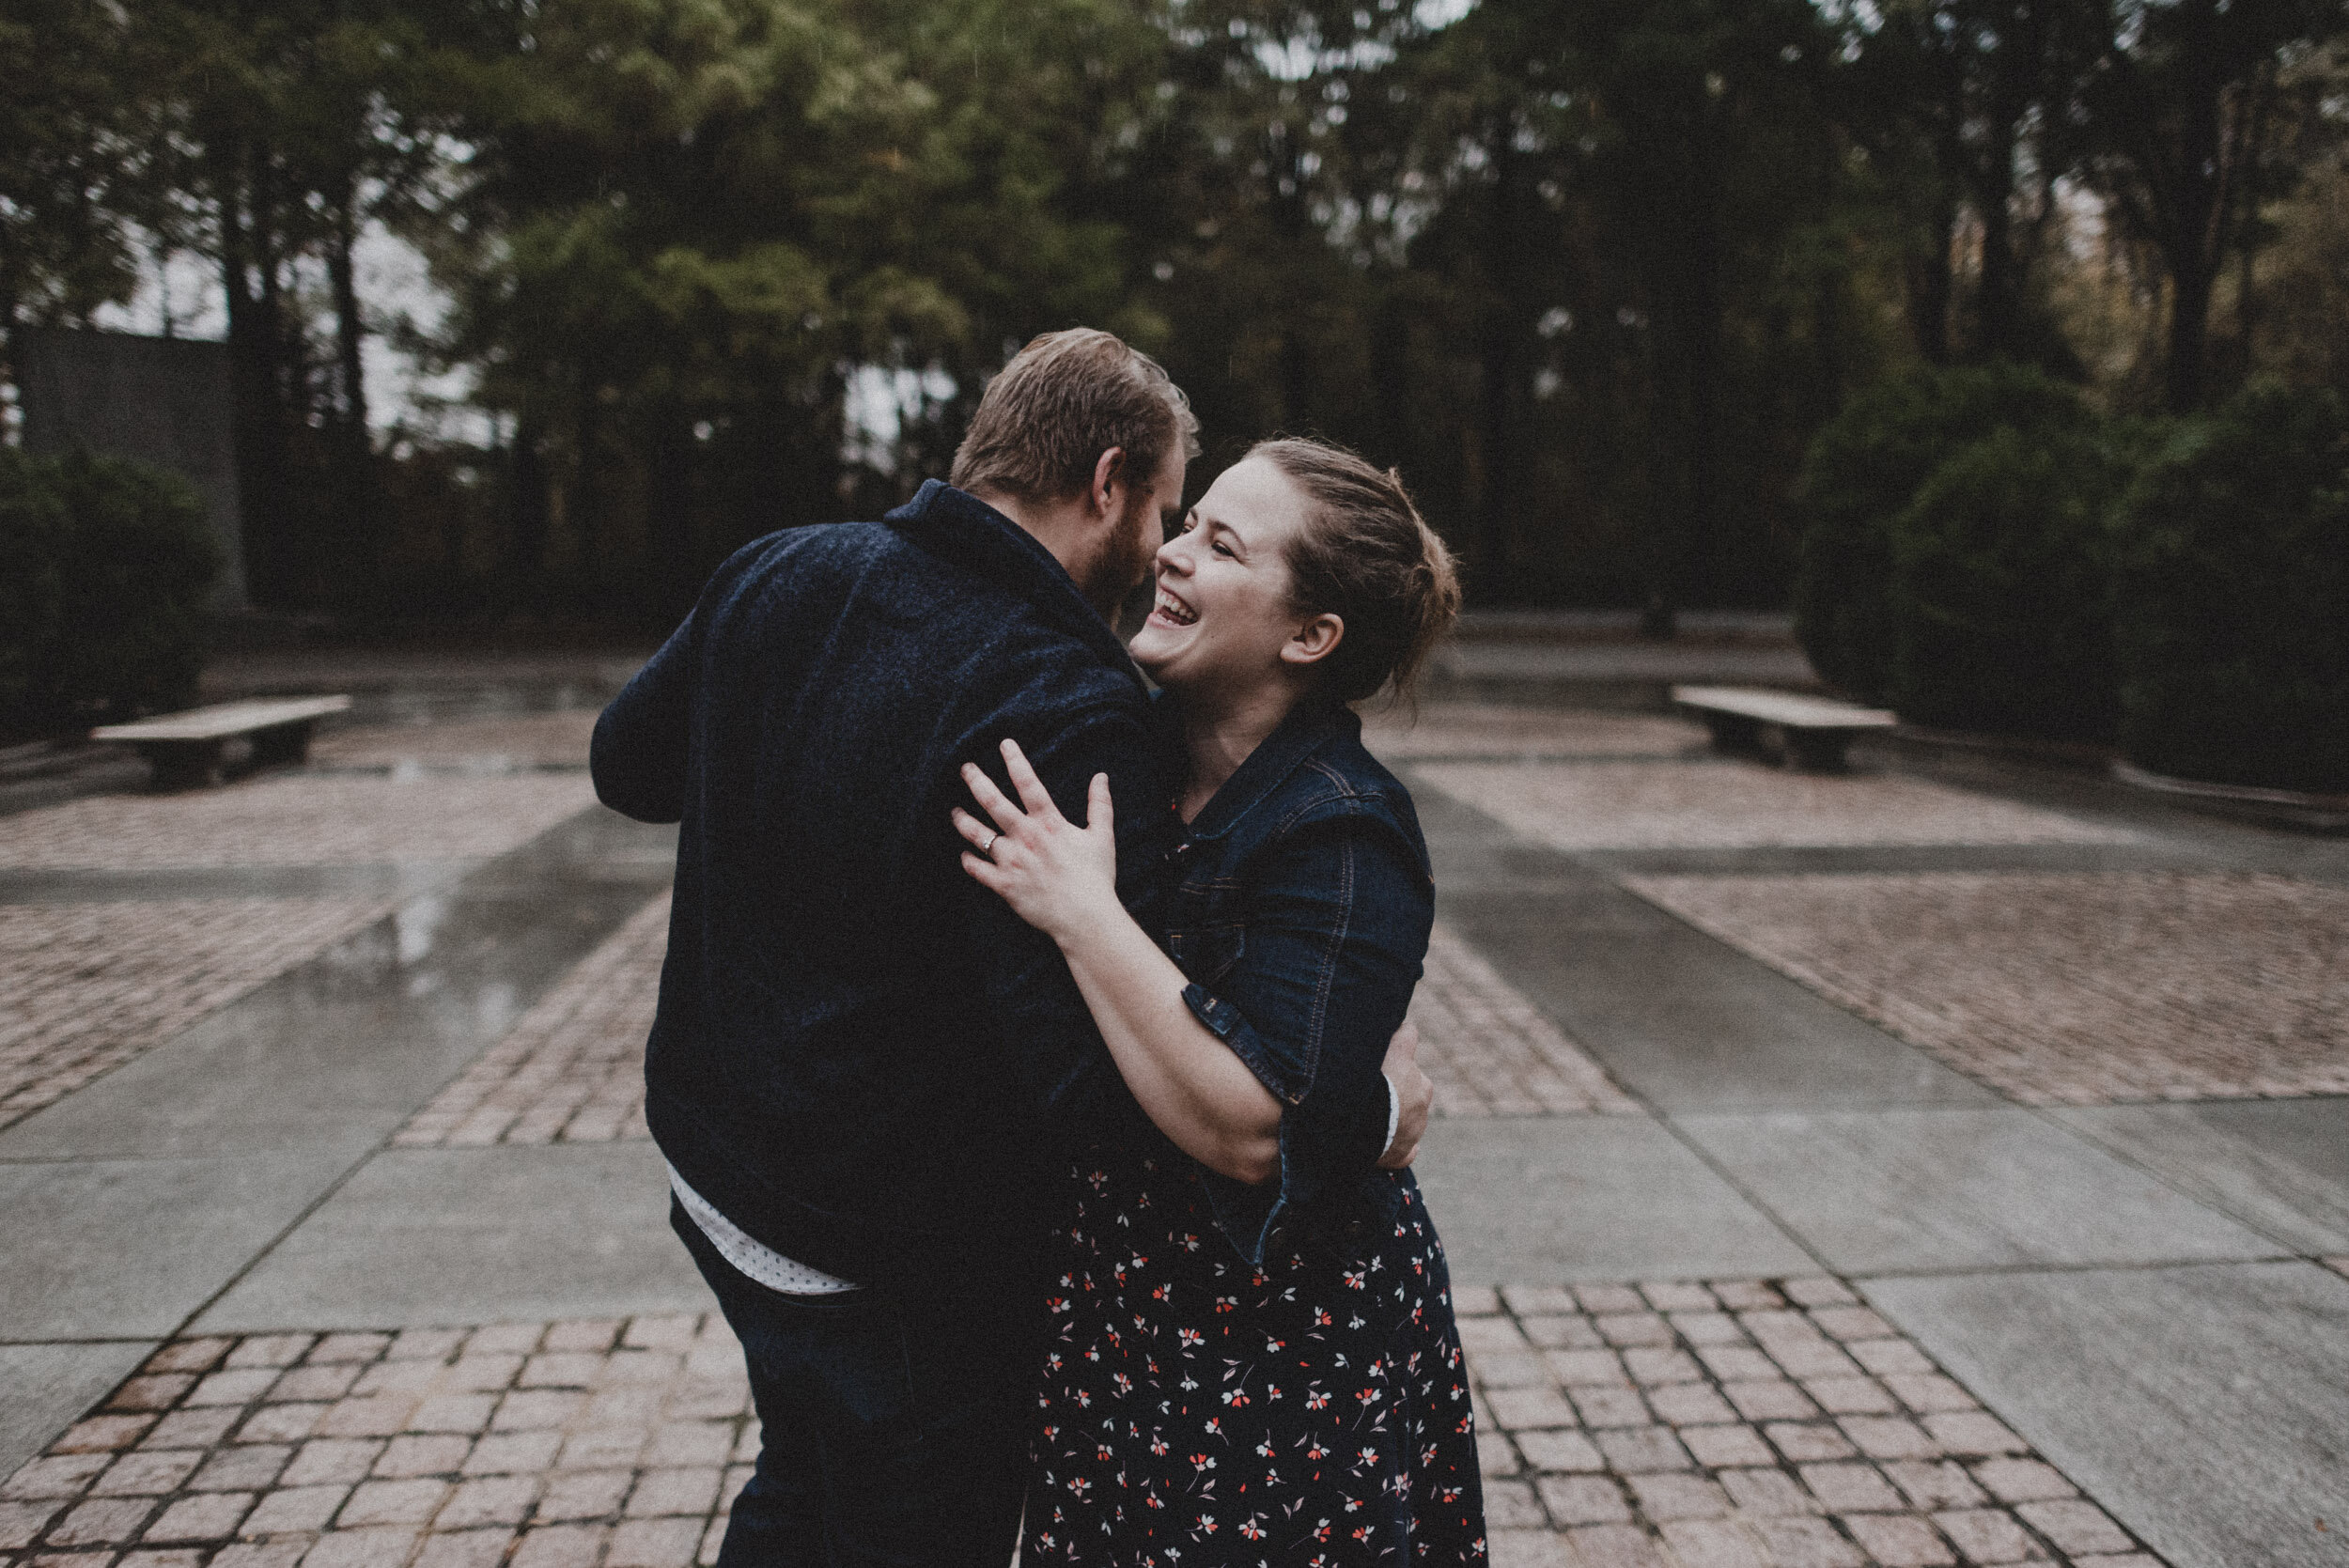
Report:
980,831,999,856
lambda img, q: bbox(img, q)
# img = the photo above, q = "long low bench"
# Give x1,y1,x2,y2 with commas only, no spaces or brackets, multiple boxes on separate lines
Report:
91,695,353,789
1671,684,1896,773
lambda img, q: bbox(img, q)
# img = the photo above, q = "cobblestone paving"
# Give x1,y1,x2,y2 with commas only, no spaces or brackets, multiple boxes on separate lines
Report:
0,899,395,1129
1626,873,2349,1106
1416,924,1641,1117
0,776,597,873
312,716,599,772
1365,706,1709,761
1460,1278,2163,1567
0,1318,752,1568
395,903,1633,1141
395,897,668,1148
0,1285,2164,1568
1415,763,2140,851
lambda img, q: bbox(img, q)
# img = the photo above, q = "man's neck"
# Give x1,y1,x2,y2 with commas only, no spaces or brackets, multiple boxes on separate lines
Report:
970,486,1123,622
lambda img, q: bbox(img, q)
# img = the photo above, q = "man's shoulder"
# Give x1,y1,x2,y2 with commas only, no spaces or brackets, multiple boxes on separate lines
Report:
709,520,1143,715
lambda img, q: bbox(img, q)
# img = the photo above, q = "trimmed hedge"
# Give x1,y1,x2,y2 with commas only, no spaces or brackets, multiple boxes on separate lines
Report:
0,446,219,737
1794,363,2096,703
1885,425,2128,741
2108,382,2349,794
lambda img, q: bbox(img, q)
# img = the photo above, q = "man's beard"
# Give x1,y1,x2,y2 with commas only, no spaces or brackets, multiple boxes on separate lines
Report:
1082,504,1159,619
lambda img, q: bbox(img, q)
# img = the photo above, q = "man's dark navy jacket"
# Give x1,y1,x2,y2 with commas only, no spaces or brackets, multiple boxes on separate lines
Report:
590,480,1173,1285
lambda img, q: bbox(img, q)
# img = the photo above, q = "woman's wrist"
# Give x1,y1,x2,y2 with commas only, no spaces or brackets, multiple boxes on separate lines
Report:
1048,892,1133,960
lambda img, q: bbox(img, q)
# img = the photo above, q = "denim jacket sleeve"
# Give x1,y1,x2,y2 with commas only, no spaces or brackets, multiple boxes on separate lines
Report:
591,612,698,824
1178,801,1432,1267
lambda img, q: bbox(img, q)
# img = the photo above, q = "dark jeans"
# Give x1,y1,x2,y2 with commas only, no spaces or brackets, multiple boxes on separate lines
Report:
672,1202,1031,1567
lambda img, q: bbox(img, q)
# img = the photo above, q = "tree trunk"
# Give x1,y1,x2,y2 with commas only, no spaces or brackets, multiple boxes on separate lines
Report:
1475,134,1526,601
216,139,291,608
327,186,374,599
2166,257,2217,412
507,417,550,600
1908,193,1957,364
328,192,369,438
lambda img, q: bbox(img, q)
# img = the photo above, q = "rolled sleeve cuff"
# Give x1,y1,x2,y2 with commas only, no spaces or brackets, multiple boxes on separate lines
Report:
1179,982,1302,1104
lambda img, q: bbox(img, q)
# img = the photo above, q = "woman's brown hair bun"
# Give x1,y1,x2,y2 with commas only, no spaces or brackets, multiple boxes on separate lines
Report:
1252,437,1462,706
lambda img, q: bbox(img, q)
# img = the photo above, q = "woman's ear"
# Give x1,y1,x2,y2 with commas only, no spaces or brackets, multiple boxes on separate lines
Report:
1281,613,1345,667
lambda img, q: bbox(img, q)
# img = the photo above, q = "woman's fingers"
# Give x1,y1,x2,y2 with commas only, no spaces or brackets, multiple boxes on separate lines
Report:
1000,738,1061,820
1086,772,1113,834
960,761,1025,835
950,807,997,851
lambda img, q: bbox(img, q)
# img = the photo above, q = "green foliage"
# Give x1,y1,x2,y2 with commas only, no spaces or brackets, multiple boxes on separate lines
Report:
2108,381,2349,792
0,449,69,720
0,448,219,737
1794,362,2096,701
1884,425,2128,739
14,0,2344,629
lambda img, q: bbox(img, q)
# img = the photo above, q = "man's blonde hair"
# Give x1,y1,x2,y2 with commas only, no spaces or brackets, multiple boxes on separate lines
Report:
950,329,1200,505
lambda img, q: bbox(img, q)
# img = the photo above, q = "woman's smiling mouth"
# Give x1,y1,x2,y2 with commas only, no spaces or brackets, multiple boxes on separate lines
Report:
1152,586,1198,627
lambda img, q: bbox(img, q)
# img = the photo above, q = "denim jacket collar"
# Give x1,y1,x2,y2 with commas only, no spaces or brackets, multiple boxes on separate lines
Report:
886,479,1145,698
1180,696,1359,842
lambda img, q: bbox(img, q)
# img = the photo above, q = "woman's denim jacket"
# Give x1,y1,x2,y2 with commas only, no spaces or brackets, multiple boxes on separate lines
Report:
1155,694,1434,1268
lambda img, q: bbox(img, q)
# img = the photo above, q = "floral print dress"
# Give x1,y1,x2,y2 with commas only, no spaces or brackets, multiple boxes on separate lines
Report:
1022,1147,1486,1565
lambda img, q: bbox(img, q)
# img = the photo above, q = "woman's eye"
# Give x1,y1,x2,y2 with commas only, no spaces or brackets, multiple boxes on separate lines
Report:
1212,541,1236,558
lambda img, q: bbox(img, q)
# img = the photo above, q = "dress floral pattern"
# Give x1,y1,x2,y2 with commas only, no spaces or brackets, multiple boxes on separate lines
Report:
1023,1150,1486,1565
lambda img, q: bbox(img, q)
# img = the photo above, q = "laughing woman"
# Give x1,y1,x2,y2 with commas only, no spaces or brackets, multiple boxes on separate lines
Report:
955,439,1486,1563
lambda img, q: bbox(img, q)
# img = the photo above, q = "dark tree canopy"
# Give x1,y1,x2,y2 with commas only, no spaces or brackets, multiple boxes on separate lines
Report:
4,0,2344,626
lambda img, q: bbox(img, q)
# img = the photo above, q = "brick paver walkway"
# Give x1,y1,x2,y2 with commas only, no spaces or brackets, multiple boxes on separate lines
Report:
0,1317,750,1568
1416,924,1641,1117
1416,763,2139,851
0,900,395,1129
0,777,596,872
0,1280,2165,1568
394,897,668,1148
1364,707,1708,761
1627,873,2349,1106
1462,1279,2162,1567
312,716,599,772
395,904,1635,1144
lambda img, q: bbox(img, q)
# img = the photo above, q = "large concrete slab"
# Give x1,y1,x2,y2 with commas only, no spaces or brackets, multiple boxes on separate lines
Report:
1676,1109,2282,1272
1577,840,2225,877
1443,895,1999,1112
0,1341,155,1482
0,885,661,1162
0,1149,367,1339
196,1142,708,1331
1412,1115,1815,1283
2051,1097,2349,1256
0,814,674,1164
1868,1262,2349,1568
0,861,471,905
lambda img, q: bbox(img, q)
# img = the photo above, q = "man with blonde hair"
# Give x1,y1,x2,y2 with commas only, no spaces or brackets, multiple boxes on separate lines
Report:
593,330,1428,1564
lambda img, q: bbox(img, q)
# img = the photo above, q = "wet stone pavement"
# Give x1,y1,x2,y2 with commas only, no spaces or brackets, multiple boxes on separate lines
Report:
4,683,2347,1568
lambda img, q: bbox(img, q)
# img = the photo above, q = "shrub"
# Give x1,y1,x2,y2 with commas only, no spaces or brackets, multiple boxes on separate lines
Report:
1794,362,2096,701
2108,382,2349,793
1884,425,2128,740
0,447,219,737
0,450,70,723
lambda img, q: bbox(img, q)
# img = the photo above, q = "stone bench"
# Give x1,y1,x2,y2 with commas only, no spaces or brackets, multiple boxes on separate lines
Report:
1671,685,1896,773
92,695,353,788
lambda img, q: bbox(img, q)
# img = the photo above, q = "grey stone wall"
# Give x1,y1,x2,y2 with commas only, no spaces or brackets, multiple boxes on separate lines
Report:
14,326,250,612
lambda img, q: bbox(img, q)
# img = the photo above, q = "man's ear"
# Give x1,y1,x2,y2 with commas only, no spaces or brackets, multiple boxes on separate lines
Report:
1087,447,1128,518
1281,613,1345,667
